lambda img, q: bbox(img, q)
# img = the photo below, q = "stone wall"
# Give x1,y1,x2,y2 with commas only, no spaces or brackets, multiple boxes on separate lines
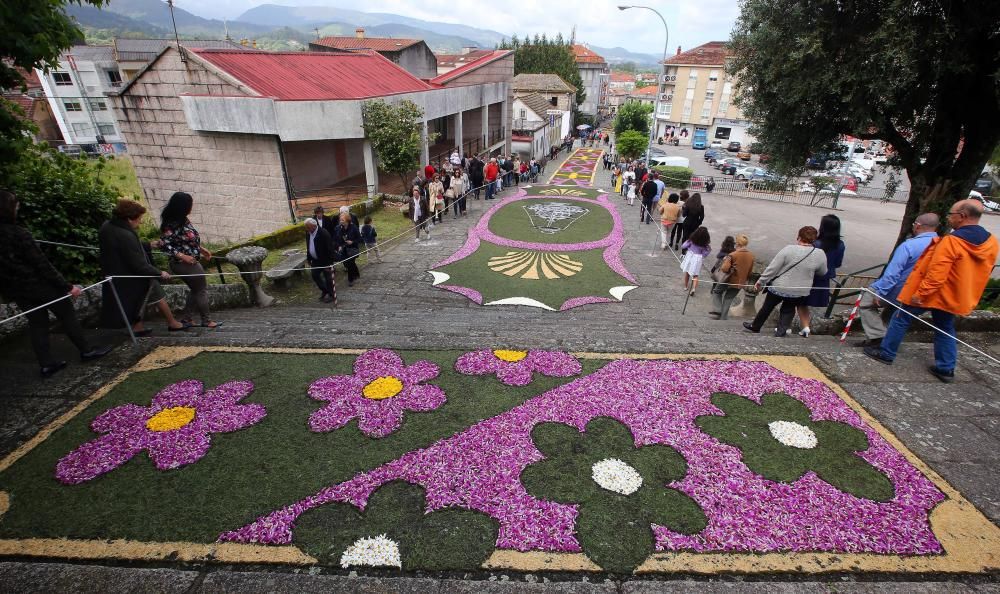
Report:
111,47,292,242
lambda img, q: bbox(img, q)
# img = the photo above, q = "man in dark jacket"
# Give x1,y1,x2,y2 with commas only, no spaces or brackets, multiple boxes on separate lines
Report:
333,212,362,286
305,218,336,303
0,190,111,376
468,156,485,200
640,176,659,224
313,206,336,233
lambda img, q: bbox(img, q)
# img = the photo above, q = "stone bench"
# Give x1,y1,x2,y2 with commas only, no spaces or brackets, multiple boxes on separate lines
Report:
265,250,308,288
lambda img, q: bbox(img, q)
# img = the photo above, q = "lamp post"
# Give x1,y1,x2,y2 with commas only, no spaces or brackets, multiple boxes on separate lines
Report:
618,5,669,163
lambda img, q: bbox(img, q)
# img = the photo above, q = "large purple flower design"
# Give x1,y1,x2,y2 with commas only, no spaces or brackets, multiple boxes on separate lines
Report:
455,349,582,386
308,349,446,438
56,380,265,485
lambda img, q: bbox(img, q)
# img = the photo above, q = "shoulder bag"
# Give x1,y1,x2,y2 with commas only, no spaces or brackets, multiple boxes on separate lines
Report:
764,247,816,289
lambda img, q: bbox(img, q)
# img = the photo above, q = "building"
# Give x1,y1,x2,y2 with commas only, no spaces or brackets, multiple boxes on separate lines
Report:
511,93,565,159
436,48,494,75
629,84,657,108
309,29,438,79
511,74,575,138
113,38,247,82
111,46,512,241
606,89,631,116
3,70,62,145
636,73,657,84
608,71,636,92
35,45,127,151
571,44,609,118
653,41,754,145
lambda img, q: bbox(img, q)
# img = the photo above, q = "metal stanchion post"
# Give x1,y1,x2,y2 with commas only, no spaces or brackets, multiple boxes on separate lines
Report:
107,277,138,346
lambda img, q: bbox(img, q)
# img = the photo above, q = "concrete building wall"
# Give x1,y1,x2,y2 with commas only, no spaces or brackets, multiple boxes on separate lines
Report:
282,138,366,194
112,48,291,242
577,63,608,116
441,55,514,87
512,91,572,114
393,46,439,80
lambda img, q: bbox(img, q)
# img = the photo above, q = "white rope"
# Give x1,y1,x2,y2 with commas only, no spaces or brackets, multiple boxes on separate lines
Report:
0,279,109,326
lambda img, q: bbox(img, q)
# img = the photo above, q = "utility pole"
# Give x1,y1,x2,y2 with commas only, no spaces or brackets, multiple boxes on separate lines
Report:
166,0,186,63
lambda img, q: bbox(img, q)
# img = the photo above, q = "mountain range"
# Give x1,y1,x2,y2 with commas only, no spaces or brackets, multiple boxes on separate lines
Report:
66,0,661,65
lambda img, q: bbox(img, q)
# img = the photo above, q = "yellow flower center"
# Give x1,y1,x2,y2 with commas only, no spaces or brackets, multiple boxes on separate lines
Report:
493,349,528,363
145,406,196,432
362,376,404,400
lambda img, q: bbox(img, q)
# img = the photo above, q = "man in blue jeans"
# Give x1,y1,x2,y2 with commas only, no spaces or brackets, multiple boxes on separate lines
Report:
865,199,999,382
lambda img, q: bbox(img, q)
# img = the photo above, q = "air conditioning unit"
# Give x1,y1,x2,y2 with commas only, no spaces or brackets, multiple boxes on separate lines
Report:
661,74,671,83
659,94,673,102
669,75,676,82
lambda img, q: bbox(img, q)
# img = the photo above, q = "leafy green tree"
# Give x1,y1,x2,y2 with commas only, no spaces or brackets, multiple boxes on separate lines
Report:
361,100,433,190
499,35,586,106
0,0,109,165
613,101,653,138
616,130,648,162
5,145,117,282
729,0,1000,246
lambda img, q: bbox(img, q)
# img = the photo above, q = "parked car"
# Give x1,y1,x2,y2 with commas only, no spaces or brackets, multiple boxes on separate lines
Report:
715,157,739,170
719,159,742,175
649,156,690,168
727,141,742,153
710,140,724,150
974,176,994,196
737,150,752,161
758,153,771,164
704,149,720,162
734,166,768,180
806,153,830,169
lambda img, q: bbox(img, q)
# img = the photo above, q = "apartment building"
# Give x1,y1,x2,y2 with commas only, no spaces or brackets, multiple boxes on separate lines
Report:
571,44,609,118
35,45,126,151
653,42,754,145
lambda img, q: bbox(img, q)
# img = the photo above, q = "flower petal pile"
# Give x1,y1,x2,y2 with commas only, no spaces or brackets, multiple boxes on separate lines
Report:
56,380,265,484
222,359,943,561
308,349,445,438
455,349,582,386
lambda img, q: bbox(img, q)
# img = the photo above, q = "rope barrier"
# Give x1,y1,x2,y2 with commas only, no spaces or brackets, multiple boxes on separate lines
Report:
0,279,109,326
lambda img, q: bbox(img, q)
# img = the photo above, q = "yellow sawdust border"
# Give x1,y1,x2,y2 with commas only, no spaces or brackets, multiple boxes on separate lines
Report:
0,346,996,574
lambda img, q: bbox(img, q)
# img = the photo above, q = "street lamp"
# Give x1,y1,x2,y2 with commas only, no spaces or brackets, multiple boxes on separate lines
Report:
618,5,669,163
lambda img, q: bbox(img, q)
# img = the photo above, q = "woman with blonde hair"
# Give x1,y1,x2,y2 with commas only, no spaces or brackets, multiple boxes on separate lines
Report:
710,234,755,320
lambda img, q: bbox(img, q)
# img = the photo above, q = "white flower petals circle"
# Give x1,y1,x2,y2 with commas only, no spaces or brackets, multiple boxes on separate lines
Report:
767,420,818,449
339,534,402,568
591,458,643,495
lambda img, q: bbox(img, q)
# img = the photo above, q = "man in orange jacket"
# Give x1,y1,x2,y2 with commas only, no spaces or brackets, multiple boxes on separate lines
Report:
865,199,999,382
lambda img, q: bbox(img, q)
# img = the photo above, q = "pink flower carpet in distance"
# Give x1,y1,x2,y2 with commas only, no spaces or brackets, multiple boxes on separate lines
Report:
549,148,603,187
56,380,265,485
455,349,583,386
220,359,944,555
307,349,446,438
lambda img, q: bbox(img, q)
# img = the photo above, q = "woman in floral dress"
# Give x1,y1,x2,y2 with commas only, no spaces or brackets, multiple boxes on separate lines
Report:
159,192,220,328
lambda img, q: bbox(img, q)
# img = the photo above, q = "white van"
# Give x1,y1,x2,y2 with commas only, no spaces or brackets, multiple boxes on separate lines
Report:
649,156,690,168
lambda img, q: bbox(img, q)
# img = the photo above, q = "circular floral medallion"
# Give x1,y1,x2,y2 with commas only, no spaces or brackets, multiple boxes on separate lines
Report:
768,420,818,449
591,458,643,495
362,376,404,400
145,406,196,432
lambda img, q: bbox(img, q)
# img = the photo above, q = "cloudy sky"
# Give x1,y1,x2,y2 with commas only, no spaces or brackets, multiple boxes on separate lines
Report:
178,0,741,58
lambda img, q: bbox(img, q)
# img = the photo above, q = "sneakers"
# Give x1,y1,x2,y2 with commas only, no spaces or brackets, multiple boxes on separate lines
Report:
863,346,893,365
929,366,955,383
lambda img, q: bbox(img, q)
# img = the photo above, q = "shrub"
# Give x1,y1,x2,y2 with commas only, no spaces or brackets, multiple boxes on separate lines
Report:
1,144,117,283
652,166,694,189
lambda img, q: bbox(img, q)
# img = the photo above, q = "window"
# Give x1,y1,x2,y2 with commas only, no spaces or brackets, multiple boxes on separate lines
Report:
682,101,692,119
550,96,558,106
688,70,698,80
63,101,82,112
89,99,107,111
709,70,719,82
658,103,672,116
701,107,711,118
719,101,729,113
520,109,527,119
71,122,90,136
97,123,116,136
715,127,731,140
52,72,72,86
106,70,123,86
705,90,715,100
685,88,695,100
723,82,733,94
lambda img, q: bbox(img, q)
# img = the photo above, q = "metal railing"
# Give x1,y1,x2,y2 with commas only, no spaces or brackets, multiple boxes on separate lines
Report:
823,263,887,318
289,184,377,220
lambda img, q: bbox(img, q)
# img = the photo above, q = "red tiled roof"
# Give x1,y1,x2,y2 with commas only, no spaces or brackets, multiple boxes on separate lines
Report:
631,85,657,96
4,94,37,119
571,44,606,64
190,49,432,100
430,50,511,85
436,49,493,67
312,36,423,53
610,71,634,83
666,41,729,66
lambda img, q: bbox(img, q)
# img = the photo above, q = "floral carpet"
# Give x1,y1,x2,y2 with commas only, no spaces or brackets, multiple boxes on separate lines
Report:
548,147,604,187
0,347,996,575
429,186,637,310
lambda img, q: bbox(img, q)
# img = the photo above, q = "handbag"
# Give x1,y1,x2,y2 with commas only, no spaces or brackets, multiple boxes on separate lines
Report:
711,255,736,285
764,247,816,290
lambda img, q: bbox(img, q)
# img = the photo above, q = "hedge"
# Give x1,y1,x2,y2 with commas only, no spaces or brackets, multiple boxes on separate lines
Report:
651,166,694,189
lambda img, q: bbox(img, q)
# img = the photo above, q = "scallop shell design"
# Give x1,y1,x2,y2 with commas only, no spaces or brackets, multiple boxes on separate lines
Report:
487,251,584,280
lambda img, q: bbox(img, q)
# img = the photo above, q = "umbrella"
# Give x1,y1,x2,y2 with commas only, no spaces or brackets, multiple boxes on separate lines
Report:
576,124,592,130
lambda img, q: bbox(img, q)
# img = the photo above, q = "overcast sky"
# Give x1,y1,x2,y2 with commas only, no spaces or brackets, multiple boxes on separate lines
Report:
177,0,741,58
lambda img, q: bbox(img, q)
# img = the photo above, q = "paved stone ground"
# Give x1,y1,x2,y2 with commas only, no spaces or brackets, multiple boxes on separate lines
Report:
0,143,997,591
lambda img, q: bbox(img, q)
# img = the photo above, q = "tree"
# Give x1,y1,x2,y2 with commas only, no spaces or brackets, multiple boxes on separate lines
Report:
0,0,109,165
361,100,435,190
616,130,648,162
729,0,1000,247
613,101,653,137
499,36,587,106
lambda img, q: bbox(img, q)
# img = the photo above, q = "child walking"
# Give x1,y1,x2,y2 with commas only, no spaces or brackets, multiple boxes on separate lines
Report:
361,216,381,263
680,226,711,296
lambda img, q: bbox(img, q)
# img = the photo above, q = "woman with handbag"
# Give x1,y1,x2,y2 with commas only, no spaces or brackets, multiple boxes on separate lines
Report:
743,226,827,336
795,214,846,337
710,234,754,320
427,173,445,224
